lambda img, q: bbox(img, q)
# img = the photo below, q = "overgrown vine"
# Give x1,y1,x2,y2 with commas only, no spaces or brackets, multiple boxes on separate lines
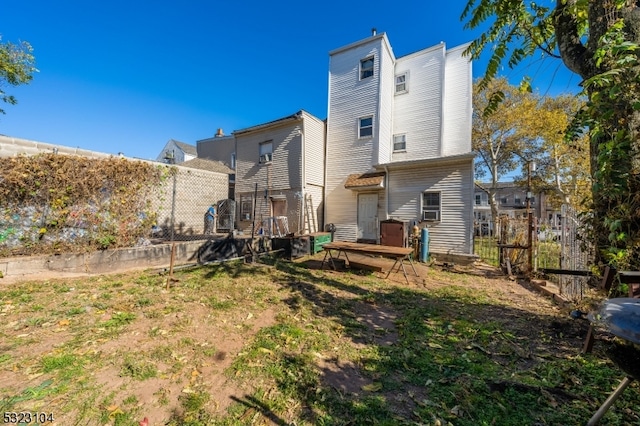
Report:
573,19,640,275
0,153,170,256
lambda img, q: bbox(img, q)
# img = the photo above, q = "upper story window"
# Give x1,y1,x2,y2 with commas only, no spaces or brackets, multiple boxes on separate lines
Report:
393,134,406,152
422,191,441,222
395,73,407,94
475,192,489,206
500,196,508,205
360,57,374,80
259,141,272,163
230,152,236,169
359,116,373,138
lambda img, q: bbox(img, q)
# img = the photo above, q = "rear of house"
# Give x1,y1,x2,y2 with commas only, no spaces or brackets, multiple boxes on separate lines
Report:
234,111,326,236
324,32,474,255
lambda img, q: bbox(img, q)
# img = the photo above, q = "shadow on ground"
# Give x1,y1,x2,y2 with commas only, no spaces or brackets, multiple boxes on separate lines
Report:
225,258,637,425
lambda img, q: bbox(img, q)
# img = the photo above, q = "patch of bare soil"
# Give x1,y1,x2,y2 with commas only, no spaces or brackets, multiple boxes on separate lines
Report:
89,307,279,425
1,255,593,425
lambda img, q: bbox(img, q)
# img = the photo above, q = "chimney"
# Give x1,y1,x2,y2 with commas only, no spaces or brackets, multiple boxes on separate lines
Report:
371,28,377,36
215,128,224,137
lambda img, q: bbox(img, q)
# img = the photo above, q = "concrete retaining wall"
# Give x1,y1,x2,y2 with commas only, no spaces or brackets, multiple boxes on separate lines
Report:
0,240,205,282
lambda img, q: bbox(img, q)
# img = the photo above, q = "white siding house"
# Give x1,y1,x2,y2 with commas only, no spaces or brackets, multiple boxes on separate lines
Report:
325,32,475,255
156,139,197,164
234,110,326,235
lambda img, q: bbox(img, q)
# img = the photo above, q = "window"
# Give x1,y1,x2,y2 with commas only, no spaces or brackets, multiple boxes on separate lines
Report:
515,196,522,205
240,195,253,220
395,73,407,93
359,116,373,138
475,193,488,206
500,196,508,205
230,152,236,169
422,192,441,221
360,57,374,80
393,134,406,151
259,141,273,163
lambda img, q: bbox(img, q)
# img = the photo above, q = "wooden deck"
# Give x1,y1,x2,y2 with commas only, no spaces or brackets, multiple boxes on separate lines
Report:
321,241,419,284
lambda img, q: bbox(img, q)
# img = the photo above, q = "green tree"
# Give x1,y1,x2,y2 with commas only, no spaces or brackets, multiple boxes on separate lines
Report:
473,77,540,230
0,35,37,115
463,0,640,269
532,95,591,210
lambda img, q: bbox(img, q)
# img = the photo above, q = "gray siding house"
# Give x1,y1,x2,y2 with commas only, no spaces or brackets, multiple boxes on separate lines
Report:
196,130,236,199
234,110,326,236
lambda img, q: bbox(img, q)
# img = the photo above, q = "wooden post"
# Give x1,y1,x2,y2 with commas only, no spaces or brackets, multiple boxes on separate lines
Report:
166,242,176,290
526,161,533,276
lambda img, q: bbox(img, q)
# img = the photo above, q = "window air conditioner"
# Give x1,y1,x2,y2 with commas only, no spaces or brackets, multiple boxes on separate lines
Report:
423,211,440,221
260,153,272,163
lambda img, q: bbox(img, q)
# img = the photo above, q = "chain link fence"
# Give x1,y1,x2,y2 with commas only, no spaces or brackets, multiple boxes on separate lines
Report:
234,182,323,238
0,154,231,257
473,205,593,301
150,164,231,242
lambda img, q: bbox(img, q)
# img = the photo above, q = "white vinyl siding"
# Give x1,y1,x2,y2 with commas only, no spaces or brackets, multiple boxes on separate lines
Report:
325,34,473,252
305,184,325,233
303,112,326,187
392,44,445,162
386,159,474,254
326,36,389,240
442,43,472,156
376,44,395,165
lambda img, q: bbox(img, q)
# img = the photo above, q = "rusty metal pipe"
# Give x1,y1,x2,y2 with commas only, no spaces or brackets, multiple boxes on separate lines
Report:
587,376,634,426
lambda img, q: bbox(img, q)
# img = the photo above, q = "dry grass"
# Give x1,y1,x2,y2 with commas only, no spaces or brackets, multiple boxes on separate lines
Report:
0,254,637,425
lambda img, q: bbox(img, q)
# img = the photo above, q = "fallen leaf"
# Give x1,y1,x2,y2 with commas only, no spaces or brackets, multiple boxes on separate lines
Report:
427,342,443,349
58,319,70,326
361,382,383,392
450,405,464,417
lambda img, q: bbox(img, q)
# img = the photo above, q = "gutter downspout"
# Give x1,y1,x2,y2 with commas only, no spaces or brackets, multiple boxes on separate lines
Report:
384,165,390,221
299,117,306,233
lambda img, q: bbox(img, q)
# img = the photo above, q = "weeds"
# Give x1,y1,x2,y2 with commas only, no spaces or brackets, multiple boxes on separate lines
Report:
0,257,637,425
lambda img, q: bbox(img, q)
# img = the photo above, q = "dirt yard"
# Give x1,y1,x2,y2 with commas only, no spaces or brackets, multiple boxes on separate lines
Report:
0,254,635,425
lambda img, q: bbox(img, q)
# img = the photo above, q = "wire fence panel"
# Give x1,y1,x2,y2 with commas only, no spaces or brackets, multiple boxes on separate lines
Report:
557,204,593,301
234,183,321,238
149,164,231,242
473,204,594,302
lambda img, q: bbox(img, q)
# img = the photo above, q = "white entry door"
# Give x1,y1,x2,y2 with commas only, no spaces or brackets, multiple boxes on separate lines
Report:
357,193,378,241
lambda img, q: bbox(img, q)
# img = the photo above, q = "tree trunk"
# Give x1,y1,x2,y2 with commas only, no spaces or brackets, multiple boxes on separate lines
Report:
555,0,640,269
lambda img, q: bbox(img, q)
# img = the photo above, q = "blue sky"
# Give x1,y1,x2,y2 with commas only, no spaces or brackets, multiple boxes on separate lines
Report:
1,0,581,161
